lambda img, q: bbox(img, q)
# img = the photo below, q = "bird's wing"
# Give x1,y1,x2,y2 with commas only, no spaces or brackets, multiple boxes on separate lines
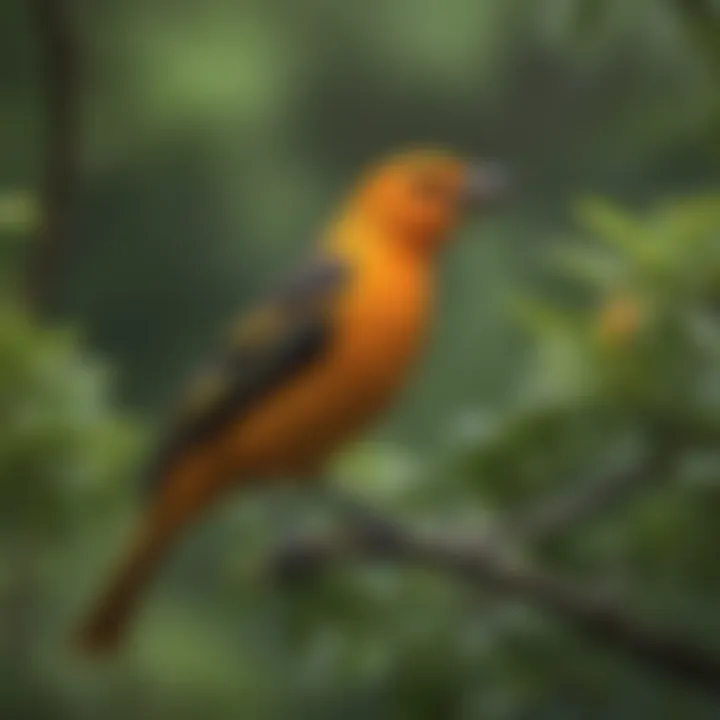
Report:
147,256,350,492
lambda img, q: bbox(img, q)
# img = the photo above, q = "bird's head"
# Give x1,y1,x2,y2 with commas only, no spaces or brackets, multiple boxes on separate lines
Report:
351,149,508,253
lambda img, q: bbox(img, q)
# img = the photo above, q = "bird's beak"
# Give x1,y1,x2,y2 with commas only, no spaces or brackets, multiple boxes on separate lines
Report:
463,161,510,210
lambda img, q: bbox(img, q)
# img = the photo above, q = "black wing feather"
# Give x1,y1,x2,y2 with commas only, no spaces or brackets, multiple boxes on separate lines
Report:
147,256,349,493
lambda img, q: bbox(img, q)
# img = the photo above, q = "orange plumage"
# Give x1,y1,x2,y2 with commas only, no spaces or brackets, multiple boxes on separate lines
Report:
75,149,507,655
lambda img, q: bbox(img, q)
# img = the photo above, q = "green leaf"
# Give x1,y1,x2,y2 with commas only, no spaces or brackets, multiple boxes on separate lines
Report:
553,244,631,289
576,197,649,258
0,190,38,235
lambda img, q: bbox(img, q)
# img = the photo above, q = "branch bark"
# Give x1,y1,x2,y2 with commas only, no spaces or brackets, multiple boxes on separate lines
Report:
485,443,678,545
270,513,720,700
1,0,80,678
27,0,79,314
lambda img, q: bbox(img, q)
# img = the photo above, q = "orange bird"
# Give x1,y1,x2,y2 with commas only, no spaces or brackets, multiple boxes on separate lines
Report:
75,149,507,655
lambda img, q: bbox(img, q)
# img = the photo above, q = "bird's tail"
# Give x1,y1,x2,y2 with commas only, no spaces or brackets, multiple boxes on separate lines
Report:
74,514,177,657
74,454,229,657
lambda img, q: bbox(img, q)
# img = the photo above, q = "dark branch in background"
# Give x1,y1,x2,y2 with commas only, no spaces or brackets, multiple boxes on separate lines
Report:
268,439,720,701
27,0,79,314
485,443,679,545
270,503,720,700
1,0,79,678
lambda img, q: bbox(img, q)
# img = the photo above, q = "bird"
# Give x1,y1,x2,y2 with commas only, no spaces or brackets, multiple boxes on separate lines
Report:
75,148,508,656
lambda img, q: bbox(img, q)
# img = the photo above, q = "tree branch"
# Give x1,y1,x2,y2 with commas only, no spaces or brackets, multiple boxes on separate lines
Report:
269,515,720,699
485,443,678,545
27,0,79,314
1,0,80,677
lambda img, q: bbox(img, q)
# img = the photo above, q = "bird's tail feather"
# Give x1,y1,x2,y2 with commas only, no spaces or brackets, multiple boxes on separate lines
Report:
75,456,229,658
74,516,177,657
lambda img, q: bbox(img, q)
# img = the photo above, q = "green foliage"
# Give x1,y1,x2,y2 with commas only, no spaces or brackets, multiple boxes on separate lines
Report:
0,302,141,535
0,189,36,297
0,190,37,235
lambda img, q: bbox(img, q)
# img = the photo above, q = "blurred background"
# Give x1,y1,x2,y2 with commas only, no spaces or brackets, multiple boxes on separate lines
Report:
1,0,720,717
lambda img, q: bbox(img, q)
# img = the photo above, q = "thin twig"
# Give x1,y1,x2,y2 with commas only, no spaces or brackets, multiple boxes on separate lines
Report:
485,444,678,545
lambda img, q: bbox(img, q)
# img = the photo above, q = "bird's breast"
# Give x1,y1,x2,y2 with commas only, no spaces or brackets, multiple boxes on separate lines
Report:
332,249,431,392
